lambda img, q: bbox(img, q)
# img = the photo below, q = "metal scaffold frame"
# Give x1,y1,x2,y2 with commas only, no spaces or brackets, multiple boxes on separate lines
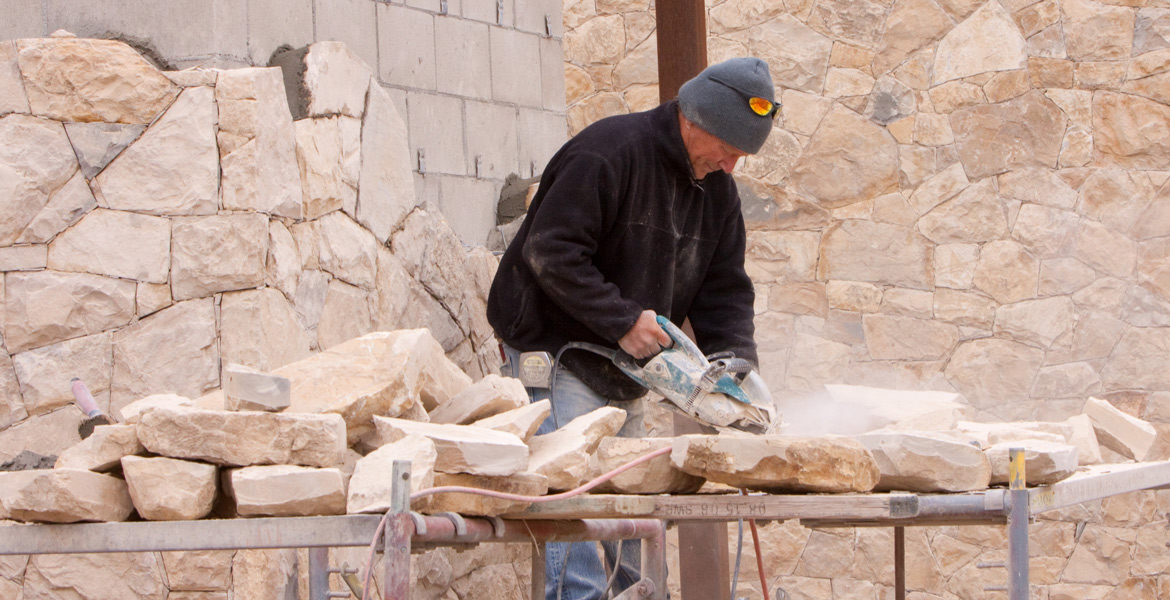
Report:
3,458,1169,600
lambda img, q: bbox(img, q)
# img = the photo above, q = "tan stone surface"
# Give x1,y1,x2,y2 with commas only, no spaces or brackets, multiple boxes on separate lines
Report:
295,116,357,219
1084,396,1157,461
118,393,193,424
122,455,217,520
230,465,345,517
591,437,704,494
0,114,78,246
429,374,528,425
220,288,312,375
222,364,291,412
136,405,346,468
358,80,417,242
790,106,898,209
862,314,959,360
858,431,990,492
278,330,453,443
372,416,528,476
232,549,297,600
316,279,374,351
916,178,1008,244
161,550,233,591
527,407,626,491
0,40,29,115
171,213,269,302
430,471,548,516
216,67,302,219
818,220,931,289
111,299,219,412
471,400,551,442
24,552,166,600
347,434,436,514
985,440,1078,485
932,0,1026,85
17,170,97,245
94,86,218,215
56,424,143,472
16,37,178,124
5,270,135,354
944,338,1045,413
62,121,145,179
972,239,1038,304
12,332,111,416
304,41,372,118
47,208,170,283
672,434,879,493
994,296,1077,349
2,468,133,523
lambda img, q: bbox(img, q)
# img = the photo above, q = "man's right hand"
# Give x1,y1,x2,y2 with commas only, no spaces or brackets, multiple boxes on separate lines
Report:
618,310,673,359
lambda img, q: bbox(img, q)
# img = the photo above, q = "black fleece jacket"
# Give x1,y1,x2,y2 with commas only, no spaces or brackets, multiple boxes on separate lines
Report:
487,100,757,400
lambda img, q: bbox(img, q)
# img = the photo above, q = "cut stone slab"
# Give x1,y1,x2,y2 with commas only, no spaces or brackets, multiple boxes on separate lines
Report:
1063,414,1104,466
590,437,705,494
985,440,1079,485
671,434,881,493
1084,396,1157,461
47,207,171,283
55,424,143,472
471,399,551,442
278,330,467,444
223,364,291,412
428,374,528,425
429,471,548,516
1,469,133,523
5,270,135,354
527,407,626,491
136,405,346,468
857,432,991,492
121,455,217,521
118,393,193,424
347,434,436,514
229,465,345,517
815,384,970,434
371,416,528,477
956,421,1067,447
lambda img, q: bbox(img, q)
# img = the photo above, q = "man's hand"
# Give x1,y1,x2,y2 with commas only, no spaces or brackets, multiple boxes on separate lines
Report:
618,310,673,359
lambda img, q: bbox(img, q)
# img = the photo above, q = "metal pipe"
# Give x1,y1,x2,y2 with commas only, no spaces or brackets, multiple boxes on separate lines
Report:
1008,448,1030,600
894,526,905,600
309,547,330,600
415,516,665,546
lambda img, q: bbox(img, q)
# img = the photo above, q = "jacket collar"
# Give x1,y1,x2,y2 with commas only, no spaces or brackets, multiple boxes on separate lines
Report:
653,100,698,181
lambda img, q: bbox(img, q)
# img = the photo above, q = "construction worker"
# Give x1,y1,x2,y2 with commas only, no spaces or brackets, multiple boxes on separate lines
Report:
487,56,777,600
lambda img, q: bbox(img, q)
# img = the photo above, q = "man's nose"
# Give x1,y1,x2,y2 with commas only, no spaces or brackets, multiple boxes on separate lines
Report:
719,155,741,173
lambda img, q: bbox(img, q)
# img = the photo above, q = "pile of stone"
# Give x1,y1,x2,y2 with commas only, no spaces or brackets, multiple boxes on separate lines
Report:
1,328,1160,524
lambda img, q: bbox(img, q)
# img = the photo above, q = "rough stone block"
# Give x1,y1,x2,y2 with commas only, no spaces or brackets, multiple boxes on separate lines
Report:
47,208,170,282
277,330,459,444
118,393,193,424
16,37,178,124
858,431,991,492
93,86,219,216
56,424,143,472
672,435,881,493
122,455,217,520
316,279,375,352
63,121,145,178
12,332,111,417
985,440,1079,485
0,406,83,465
347,434,436,514
590,437,705,495
359,81,419,241
428,374,527,425
294,116,359,219
223,364,291,412
528,407,626,491
0,39,30,115
303,41,373,118
5,270,135,354
136,405,346,468
1,113,76,247
371,416,528,476
429,471,548,516
161,549,233,591
220,288,312,374
1084,396,1157,461
229,465,345,517
16,171,96,246
471,399,550,442
316,211,378,289
111,299,219,413
0,244,45,271
1,469,133,523
171,213,269,301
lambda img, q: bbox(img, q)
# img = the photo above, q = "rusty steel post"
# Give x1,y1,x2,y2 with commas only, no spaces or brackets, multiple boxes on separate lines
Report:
383,461,413,600
656,0,707,103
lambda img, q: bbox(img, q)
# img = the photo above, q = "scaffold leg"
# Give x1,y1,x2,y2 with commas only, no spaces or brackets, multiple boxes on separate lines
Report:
1008,448,1030,600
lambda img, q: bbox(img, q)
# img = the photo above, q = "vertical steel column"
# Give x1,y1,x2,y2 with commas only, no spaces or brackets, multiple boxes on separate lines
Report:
383,460,413,600
531,542,546,600
656,0,707,102
894,526,905,600
1008,448,1030,600
642,521,667,600
309,546,330,600
673,417,730,600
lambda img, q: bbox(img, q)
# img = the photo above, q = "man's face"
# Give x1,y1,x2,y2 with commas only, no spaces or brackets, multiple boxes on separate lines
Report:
679,114,749,180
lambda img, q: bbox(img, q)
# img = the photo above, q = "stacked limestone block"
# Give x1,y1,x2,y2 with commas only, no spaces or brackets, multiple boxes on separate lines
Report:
0,33,509,600
565,1,1170,597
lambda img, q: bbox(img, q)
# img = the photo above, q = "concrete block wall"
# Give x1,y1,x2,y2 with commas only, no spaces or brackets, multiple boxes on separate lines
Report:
0,0,568,246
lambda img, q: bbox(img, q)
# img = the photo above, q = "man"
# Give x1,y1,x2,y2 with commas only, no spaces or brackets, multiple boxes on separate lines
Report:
487,56,777,600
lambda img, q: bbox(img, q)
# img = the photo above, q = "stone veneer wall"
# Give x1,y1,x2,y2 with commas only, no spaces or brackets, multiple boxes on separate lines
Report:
0,35,534,599
566,0,1170,598
1,0,569,246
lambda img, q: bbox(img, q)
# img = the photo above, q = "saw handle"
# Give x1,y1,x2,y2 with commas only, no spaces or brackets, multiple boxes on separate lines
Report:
654,315,707,364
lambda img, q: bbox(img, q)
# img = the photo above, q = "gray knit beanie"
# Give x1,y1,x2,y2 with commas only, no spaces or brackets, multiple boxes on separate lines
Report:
677,57,776,154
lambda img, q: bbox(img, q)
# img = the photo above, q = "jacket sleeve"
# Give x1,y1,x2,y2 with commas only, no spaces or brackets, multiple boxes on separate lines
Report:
519,149,643,343
686,186,758,366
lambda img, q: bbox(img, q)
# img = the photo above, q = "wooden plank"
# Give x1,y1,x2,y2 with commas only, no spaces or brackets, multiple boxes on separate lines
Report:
513,493,908,521
0,515,384,555
1029,461,1170,514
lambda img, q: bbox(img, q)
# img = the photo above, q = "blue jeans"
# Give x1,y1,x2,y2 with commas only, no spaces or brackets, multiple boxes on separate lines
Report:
502,345,643,600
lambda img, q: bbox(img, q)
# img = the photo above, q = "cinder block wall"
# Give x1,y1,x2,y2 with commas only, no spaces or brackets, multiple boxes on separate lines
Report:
0,0,568,245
